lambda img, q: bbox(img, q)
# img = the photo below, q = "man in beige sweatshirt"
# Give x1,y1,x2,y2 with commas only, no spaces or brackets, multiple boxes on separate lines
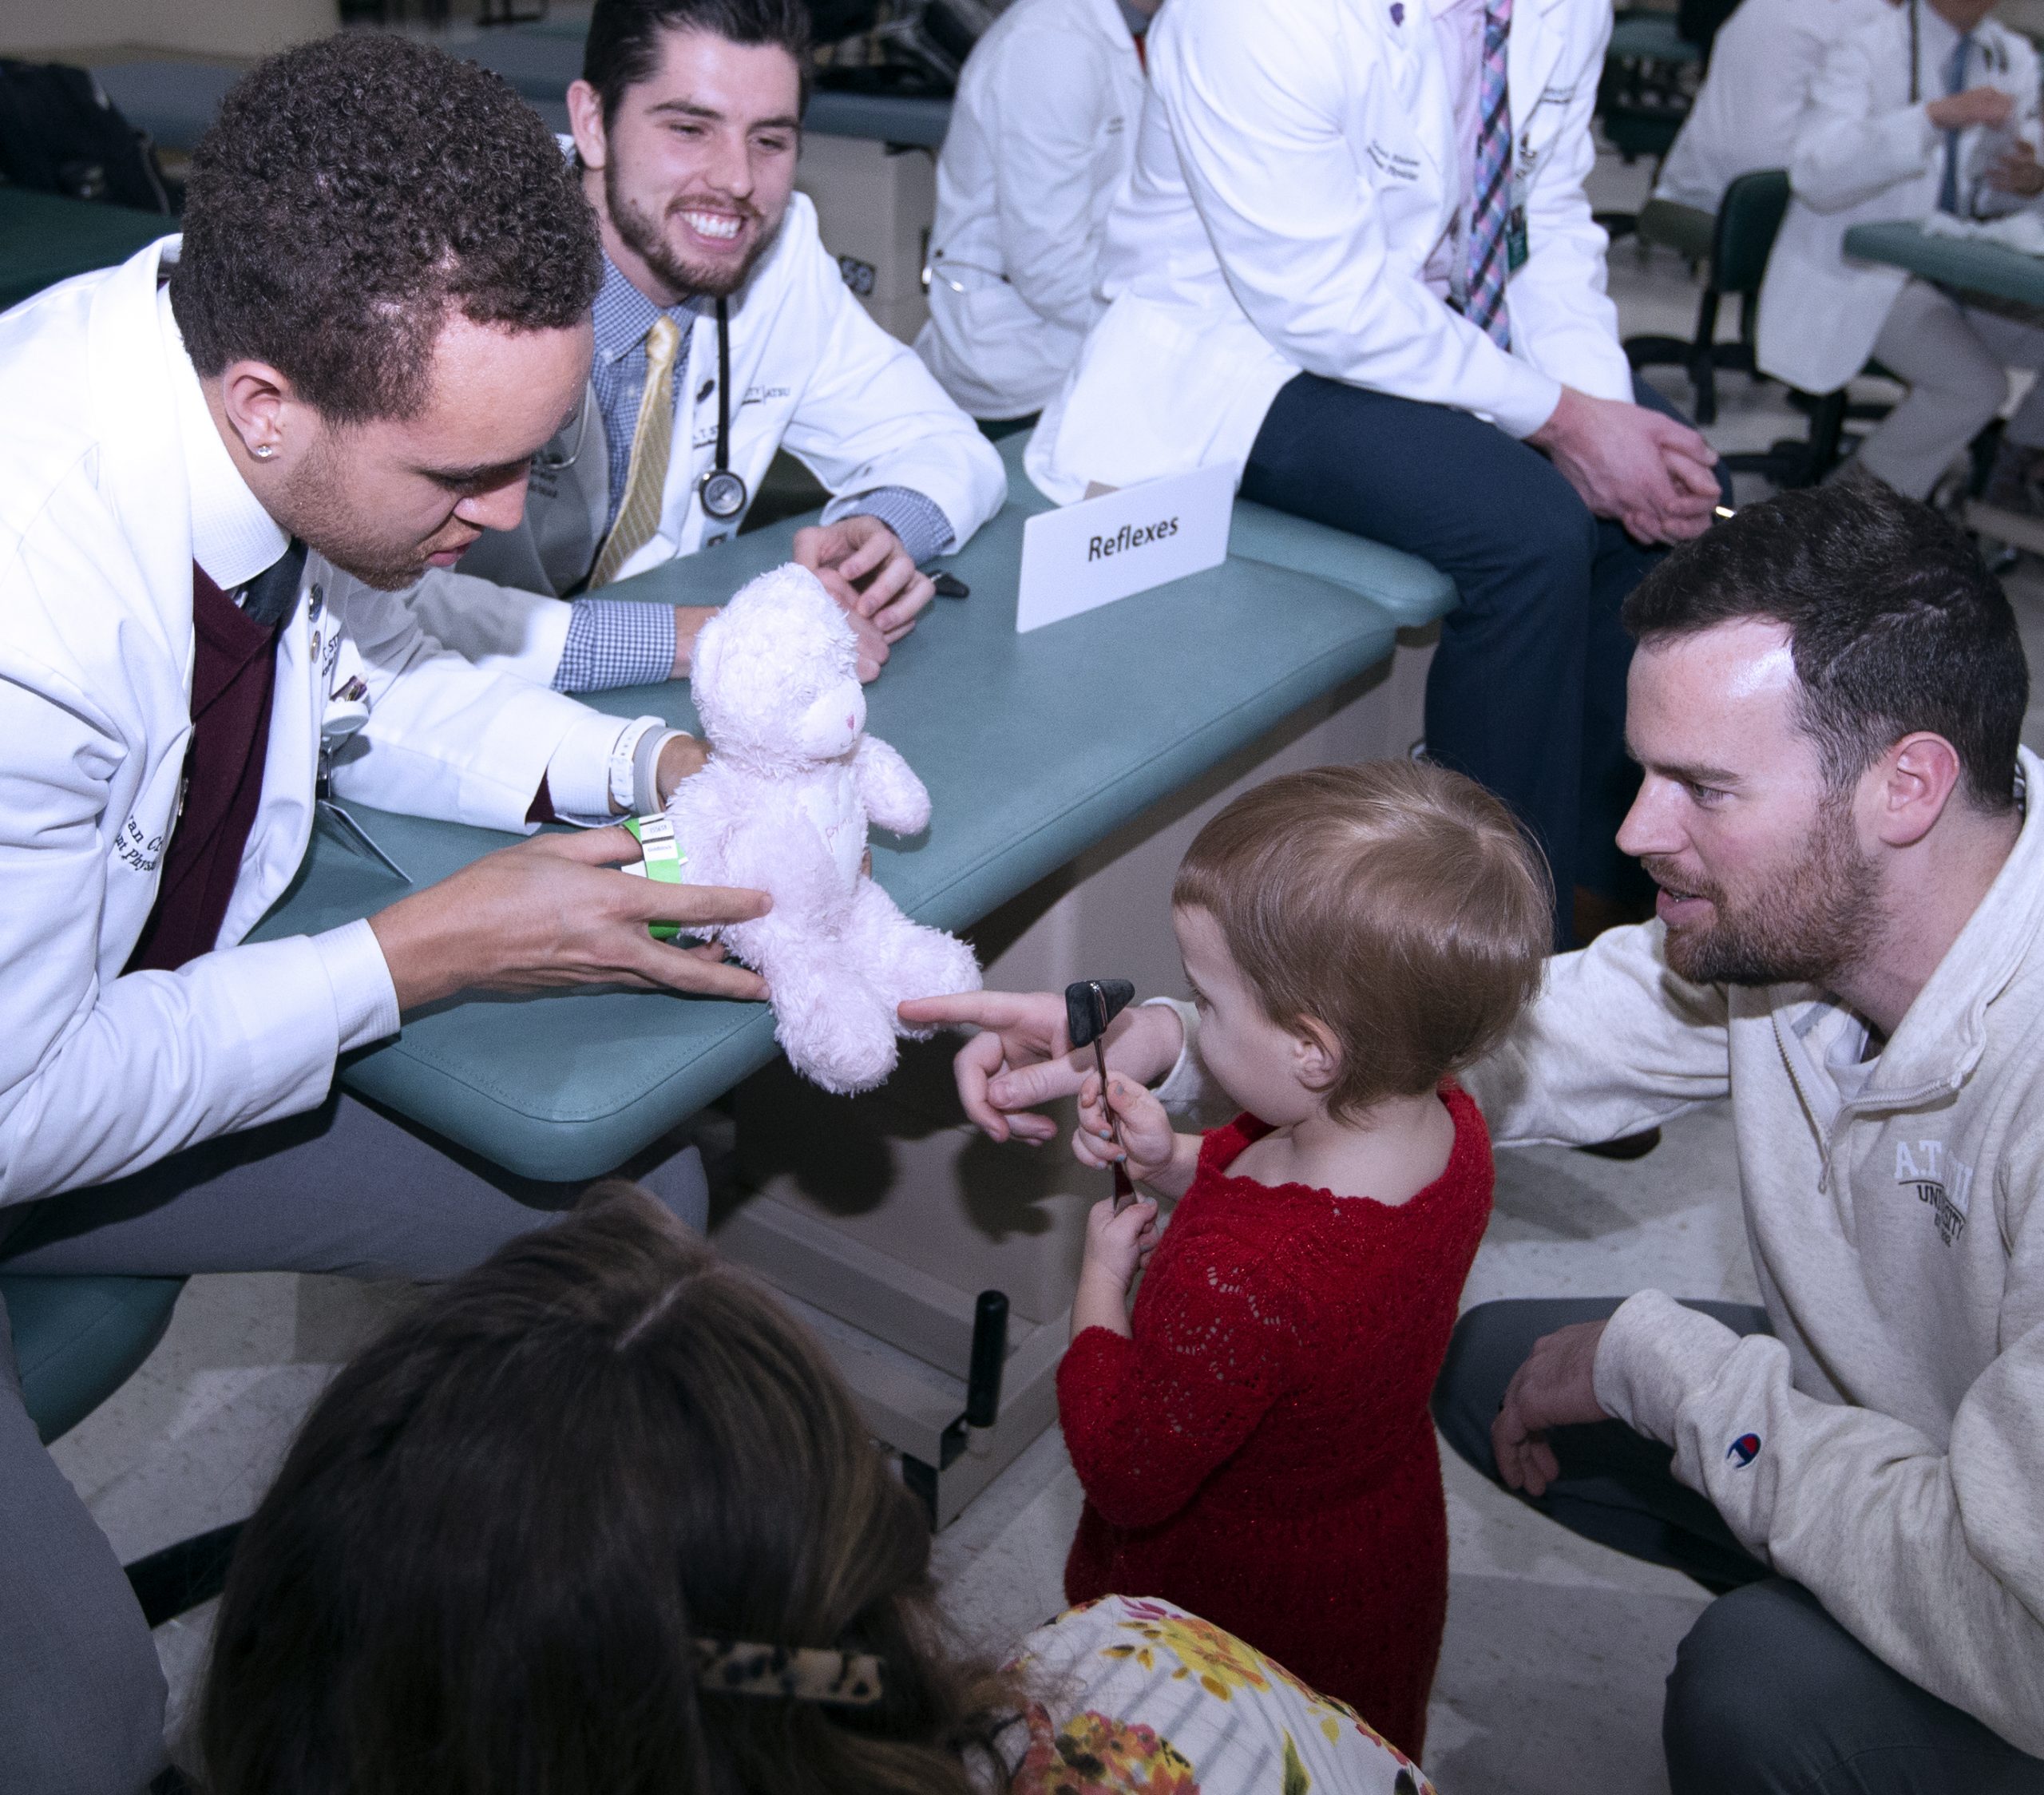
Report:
905,478,2044,1791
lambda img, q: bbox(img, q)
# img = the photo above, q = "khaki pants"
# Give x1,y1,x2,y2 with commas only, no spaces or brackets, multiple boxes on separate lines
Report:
1638,197,1717,264
1858,277,2044,500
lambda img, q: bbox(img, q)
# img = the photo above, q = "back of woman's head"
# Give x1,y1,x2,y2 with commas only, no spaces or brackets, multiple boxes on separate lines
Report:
199,1184,1012,1795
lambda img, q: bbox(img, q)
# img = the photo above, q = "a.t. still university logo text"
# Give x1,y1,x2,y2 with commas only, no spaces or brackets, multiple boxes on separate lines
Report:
1895,1139,1973,1246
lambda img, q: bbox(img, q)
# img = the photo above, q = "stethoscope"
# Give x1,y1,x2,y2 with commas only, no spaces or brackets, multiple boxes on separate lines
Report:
924,248,1012,293
532,298,748,522
698,299,747,521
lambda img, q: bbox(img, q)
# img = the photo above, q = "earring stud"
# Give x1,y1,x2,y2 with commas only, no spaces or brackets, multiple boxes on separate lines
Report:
252,444,277,461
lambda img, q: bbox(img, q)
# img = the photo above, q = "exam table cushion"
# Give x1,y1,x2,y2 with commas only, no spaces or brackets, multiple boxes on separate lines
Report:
0,188,172,313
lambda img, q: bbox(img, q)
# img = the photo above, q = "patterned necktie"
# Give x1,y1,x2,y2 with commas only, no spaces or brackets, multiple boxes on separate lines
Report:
589,313,683,591
1939,32,1975,216
1466,0,1515,351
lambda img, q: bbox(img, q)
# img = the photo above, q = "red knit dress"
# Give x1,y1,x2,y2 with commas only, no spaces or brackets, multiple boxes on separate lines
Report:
1057,1086,1494,1761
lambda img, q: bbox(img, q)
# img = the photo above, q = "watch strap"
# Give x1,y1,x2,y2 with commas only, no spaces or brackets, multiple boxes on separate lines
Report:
608,715,666,815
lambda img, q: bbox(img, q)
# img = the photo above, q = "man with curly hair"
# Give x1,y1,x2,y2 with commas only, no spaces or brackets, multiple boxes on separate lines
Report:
399,0,1008,693
0,34,772,1792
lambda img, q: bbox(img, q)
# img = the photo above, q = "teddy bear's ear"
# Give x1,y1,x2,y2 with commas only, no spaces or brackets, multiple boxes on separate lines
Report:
769,565,852,636
689,567,799,691
738,565,859,656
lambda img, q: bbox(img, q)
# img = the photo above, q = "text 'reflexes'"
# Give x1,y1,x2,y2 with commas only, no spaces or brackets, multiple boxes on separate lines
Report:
1016,462,1233,633
1088,516,1182,561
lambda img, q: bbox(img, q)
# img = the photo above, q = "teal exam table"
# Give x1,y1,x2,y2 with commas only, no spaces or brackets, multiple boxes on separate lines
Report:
254,436,1454,1179
252,434,1456,1518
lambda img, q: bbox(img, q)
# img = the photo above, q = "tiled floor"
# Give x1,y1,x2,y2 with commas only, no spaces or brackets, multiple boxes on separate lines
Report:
46,145,2044,1789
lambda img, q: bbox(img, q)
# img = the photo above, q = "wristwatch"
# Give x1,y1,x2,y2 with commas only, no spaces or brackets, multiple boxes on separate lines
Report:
607,715,676,816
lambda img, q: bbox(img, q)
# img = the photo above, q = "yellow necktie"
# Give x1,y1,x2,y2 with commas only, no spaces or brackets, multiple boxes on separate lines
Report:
588,314,683,590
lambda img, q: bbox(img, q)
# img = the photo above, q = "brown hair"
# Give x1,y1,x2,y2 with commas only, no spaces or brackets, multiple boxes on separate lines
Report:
583,0,815,131
199,1183,1019,1795
1624,478,2025,814
1172,761,1551,1118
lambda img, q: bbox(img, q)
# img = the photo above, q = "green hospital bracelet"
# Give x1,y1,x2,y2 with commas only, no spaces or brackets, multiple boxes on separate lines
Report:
622,813,686,942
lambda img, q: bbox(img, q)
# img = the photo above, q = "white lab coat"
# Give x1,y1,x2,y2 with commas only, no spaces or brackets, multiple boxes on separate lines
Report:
1653,0,1888,212
913,0,1149,419
1026,0,1632,501
1757,3,2042,397
404,192,1006,689
0,240,624,1203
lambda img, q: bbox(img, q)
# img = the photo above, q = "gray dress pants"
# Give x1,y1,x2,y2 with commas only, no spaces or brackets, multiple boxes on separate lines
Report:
0,1091,707,1795
1856,277,2044,501
1432,1298,2044,1795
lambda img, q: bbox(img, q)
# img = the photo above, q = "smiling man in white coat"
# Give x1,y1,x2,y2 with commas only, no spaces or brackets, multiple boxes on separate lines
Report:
1757,0,2044,505
398,0,1006,697
914,0,1157,426
0,38,774,1793
1028,0,1724,945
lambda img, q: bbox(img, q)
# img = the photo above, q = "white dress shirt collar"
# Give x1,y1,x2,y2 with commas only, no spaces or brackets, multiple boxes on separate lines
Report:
160,282,290,592
1915,0,1963,85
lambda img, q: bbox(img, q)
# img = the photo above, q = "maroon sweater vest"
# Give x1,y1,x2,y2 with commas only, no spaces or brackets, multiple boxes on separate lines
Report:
124,565,282,974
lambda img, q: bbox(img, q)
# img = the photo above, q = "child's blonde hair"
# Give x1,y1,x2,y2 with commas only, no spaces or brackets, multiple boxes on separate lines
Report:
1171,761,1551,1118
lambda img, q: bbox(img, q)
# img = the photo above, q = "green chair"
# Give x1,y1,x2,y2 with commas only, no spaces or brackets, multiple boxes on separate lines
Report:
1,1273,183,1445
1626,169,1893,492
1,1273,241,1627
1595,10,1701,243
1626,168,1790,425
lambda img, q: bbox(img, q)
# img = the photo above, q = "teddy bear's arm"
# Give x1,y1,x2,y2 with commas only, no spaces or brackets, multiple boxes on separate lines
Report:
852,735,933,837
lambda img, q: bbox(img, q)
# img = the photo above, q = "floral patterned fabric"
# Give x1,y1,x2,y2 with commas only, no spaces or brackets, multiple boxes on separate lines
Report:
1002,1596,1436,1795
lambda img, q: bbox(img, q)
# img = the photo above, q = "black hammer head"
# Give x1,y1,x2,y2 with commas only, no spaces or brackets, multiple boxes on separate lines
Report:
1064,978,1135,1049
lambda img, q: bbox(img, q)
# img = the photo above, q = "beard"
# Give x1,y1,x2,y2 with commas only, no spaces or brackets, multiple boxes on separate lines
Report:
605,161,782,299
1644,791,1881,989
276,432,468,592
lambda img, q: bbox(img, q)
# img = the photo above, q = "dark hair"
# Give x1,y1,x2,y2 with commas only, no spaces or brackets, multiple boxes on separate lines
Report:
170,34,601,425
583,0,815,129
1172,761,1552,1118
198,1184,1017,1795
1623,481,2027,813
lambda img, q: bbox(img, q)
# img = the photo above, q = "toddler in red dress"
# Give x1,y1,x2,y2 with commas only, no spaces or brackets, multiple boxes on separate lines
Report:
1058,761,1551,1761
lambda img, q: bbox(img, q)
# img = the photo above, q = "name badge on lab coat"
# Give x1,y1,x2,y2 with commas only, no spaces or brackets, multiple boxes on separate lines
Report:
1507,169,1530,273
1015,463,1235,634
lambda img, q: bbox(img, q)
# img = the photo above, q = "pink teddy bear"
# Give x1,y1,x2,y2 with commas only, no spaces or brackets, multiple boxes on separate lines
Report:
662,565,982,1093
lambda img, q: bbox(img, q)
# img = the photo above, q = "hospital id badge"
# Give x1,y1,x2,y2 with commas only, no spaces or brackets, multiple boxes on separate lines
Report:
1507,172,1529,274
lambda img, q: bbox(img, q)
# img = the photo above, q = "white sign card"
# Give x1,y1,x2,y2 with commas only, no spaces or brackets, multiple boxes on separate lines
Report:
1014,462,1236,634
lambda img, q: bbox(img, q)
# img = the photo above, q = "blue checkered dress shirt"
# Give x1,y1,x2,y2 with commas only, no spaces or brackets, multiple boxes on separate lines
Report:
553,255,956,693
